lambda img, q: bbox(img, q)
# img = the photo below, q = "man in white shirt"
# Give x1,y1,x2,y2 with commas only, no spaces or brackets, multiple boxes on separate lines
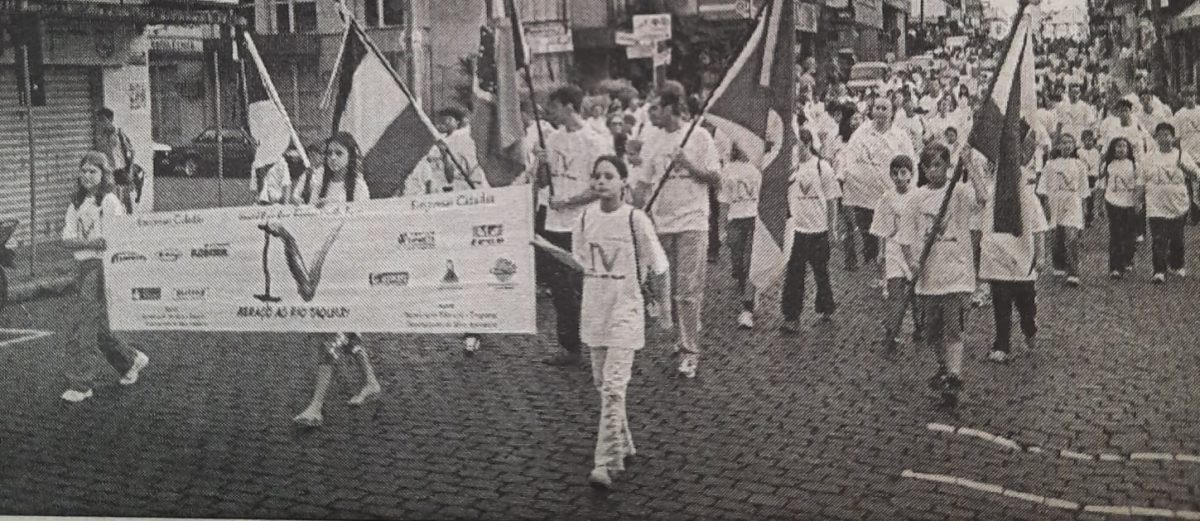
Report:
1055,83,1097,144
839,97,916,270
535,85,614,367
403,108,487,196
1098,99,1149,161
630,82,721,379
1136,90,1174,138
1172,88,1200,223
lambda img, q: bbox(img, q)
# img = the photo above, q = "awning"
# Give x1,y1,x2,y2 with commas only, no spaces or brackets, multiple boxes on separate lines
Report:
1169,0,1200,35
0,0,244,26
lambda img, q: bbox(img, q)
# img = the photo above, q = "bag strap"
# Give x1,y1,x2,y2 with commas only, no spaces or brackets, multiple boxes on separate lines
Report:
628,207,643,288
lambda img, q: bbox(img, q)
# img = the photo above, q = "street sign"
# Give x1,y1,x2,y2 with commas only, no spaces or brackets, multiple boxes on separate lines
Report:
626,44,654,59
653,46,672,67
632,14,672,41
525,25,573,54
615,31,638,46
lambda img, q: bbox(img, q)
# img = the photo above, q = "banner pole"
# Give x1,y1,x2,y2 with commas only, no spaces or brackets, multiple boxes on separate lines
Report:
22,45,36,276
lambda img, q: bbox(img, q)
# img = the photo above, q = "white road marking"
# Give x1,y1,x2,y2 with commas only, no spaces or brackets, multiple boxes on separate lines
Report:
0,328,55,348
902,469,1198,518
926,423,1200,464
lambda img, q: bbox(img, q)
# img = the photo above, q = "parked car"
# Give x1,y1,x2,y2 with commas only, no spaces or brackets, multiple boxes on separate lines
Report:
846,62,891,95
162,128,255,178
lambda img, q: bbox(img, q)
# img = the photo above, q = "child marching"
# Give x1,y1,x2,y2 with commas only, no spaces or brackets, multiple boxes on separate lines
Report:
1140,123,1200,283
575,156,671,490
717,143,763,329
871,155,922,351
1038,134,1090,286
1100,137,1141,278
780,129,840,333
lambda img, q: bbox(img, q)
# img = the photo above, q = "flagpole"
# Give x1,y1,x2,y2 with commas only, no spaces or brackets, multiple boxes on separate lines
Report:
506,0,552,193
644,0,771,213
885,0,1033,341
335,5,476,189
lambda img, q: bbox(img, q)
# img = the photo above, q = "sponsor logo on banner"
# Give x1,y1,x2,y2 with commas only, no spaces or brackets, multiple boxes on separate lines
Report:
157,249,183,262
369,272,410,287
111,252,147,264
191,243,230,259
471,224,505,247
439,259,463,290
131,287,163,301
490,258,517,287
173,287,208,301
397,231,436,250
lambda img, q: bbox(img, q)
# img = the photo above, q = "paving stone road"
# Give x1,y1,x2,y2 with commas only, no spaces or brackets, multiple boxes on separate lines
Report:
1,222,1198,520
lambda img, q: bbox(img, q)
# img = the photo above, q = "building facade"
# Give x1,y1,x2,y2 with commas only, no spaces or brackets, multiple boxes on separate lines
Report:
0,1,239,244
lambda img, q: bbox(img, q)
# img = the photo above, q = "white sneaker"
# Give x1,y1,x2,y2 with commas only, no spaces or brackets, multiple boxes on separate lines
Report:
986,350,1009,363
463,335,481,355
1052,269,1067,277
737,311,754,329
61,389,94,402
1137,235,1145,243
1152,273,1166,284
1173,268,1187,278
119,352,150,385
1065,276,1081,287
677,356,697,379
588,467,613,490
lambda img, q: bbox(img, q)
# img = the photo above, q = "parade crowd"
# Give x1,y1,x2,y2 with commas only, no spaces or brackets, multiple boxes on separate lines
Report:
61,37,1199,490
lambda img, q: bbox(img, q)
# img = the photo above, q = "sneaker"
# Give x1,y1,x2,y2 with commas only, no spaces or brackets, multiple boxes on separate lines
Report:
1052,269,1067,277
61,389,93,402
940,374,964,408
986,350,1010,363
1172,268,1187,278
926,367,948,391
463,335,481,356
1137,235,1145,243
119,352,150,385
1152,273,1166,284
542,352,582,367
779,319,799,334
1110,270,1122,280
970,291,987,308
882,337,900,353
588,467,613,490
1065,276,1081,287
737,311,755,329
677,356,698,379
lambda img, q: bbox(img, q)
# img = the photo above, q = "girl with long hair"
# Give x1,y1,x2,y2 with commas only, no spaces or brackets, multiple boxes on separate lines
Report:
60,151,150,402
1099,137,1140,277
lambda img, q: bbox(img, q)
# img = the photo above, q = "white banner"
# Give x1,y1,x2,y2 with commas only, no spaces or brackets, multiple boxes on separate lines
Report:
104,186,536,334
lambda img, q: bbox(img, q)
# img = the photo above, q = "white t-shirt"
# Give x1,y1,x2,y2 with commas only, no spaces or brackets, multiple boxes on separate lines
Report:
1174,106,1200,158
1055,100,1097,142
63,193,125,261
573,204,669,350
638,125,721,233
839,123,917,209
405,131,489,196
257,161,292,205
1103,159,1139,208
1098,118,1149,161
1140,148,1198,219
895,183,977,296
543,125,614,232
870,189,915,280
1078,148,1101,181
978,162,1048,282
718,161,762,220
1037,157,1089,229
788,156,839,234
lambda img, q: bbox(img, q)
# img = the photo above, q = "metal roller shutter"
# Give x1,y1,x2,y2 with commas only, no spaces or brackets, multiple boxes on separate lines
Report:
0,66,98,248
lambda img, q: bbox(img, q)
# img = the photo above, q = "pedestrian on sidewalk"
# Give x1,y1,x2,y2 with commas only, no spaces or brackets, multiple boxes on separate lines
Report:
534,85,613,367
870,154,921,351
780,129,839,333
896,143,979,407
630,81,721,379
718,143,761,330
92,108,138,214
60,151,150,403
1099,137,1141,278
575,156,670,490
1038,134,1089,286
1140,123,1200,284
289,133,381,427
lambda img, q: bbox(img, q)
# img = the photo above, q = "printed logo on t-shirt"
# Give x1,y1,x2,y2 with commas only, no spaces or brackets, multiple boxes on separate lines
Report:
586,242,627,280
728,179,757,203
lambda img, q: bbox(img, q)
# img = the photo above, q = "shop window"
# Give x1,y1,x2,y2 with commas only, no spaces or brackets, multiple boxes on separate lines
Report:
274,0,318,33
365,0,404,27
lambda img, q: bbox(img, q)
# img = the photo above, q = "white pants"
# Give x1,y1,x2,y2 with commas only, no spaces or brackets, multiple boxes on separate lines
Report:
590,346,636,470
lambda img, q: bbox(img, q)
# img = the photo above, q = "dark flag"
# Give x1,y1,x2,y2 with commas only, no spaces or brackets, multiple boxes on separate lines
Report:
702,0,795,288
329,19,440,198
471,0,528,188
967,4,1037,236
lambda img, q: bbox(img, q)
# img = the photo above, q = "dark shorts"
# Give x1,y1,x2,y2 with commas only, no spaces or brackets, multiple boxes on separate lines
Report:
918,293,968,345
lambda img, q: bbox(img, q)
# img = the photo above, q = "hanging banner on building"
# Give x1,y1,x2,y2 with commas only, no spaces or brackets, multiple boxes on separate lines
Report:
525,24,574,54
626,44,655,59
104,186,536,334
854,0,884,29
